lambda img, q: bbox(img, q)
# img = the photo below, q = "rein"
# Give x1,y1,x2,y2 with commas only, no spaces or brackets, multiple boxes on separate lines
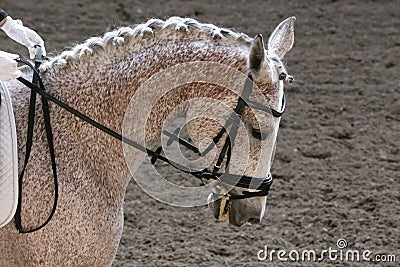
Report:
14,54,286,233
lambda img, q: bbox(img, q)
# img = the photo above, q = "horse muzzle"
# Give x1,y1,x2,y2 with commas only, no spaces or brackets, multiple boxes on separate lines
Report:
207,192,264,227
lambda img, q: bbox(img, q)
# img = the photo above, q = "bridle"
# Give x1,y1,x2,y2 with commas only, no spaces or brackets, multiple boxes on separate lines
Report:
14,47,289,233
159,72,287,199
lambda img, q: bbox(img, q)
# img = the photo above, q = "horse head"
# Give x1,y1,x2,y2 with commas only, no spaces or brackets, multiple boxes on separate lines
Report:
199,17,296,226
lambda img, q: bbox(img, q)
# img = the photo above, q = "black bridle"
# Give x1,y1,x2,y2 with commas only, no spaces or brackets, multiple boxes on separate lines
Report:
14,50,287,233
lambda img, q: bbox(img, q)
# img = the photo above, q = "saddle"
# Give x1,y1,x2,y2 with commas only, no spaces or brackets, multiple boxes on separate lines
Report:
0,81,18,228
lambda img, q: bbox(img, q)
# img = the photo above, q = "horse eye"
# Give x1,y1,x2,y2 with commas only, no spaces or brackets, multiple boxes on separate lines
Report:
251,127,268,141
279,72,294,83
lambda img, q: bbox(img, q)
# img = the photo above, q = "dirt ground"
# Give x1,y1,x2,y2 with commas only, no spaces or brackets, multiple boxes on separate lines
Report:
1,0,399,266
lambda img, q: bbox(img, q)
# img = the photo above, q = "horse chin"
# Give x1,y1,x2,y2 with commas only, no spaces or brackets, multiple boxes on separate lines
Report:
207,192,266,227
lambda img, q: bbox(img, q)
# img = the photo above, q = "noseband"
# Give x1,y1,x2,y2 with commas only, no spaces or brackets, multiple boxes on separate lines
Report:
15,52,287,232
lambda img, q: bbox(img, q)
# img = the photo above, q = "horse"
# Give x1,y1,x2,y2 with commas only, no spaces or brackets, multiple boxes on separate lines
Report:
0,16,295,266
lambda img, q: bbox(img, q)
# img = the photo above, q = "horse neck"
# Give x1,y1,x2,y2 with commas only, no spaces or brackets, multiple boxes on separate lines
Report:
42,38,249,185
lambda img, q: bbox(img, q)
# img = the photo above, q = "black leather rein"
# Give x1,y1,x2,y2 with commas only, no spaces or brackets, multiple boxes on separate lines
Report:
14,57,285,233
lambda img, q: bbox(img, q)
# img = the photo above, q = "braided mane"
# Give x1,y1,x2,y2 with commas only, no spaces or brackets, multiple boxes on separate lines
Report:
41,16,252,72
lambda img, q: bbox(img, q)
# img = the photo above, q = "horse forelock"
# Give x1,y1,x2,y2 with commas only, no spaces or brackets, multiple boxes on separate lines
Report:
41,16,253,73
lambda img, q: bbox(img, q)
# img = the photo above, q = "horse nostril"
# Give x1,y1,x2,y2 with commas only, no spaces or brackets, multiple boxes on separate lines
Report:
251,128,268,141
247,217,261,225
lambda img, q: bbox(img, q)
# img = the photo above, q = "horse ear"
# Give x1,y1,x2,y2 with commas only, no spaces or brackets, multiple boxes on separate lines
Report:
249,34,265,71
268,16,295,60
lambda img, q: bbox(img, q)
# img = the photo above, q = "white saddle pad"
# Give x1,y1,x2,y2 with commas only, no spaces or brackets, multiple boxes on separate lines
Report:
0,81,18,228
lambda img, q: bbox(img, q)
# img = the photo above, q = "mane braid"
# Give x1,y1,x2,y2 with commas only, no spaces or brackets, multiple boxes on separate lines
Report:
41,16,252,72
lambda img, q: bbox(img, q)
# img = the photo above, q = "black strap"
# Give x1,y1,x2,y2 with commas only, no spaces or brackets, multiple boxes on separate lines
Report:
246,93,286,117
150,147,163,164
14,85,36,232
15,59,58,233
212,74,252,176
163,128,200,155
